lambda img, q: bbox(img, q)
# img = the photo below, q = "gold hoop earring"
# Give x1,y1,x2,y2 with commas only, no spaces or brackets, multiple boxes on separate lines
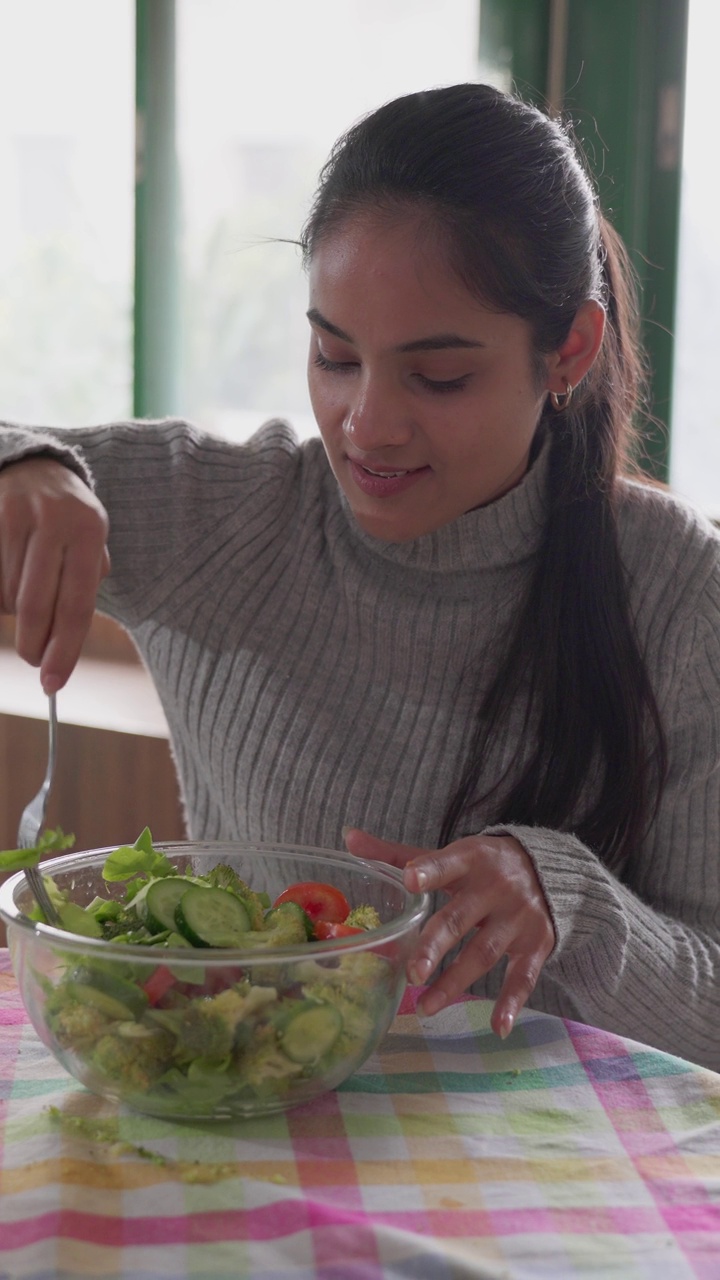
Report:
549,380,574,411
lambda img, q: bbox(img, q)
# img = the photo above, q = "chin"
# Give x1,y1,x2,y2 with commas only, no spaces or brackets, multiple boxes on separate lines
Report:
349,504,439,543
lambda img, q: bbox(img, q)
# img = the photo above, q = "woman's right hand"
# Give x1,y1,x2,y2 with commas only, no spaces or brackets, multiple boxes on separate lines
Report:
0,456,110,692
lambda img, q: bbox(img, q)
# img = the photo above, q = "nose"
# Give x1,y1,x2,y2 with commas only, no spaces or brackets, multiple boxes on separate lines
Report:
343,373,414,452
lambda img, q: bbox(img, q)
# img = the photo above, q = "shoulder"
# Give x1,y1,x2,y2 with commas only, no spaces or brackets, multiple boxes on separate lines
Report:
615,476,720,702
616,475,720,602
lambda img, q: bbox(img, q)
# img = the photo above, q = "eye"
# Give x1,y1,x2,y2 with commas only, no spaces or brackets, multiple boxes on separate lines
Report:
416,374,471,394
313,352,359,374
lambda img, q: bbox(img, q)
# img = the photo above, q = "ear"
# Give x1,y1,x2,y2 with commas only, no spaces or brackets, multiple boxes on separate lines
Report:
545,299,606,395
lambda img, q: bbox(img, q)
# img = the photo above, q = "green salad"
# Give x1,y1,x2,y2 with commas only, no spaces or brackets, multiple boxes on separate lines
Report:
11,830,394,1117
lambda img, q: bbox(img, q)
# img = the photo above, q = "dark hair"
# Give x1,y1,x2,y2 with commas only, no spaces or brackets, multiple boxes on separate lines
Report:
301,83,666,871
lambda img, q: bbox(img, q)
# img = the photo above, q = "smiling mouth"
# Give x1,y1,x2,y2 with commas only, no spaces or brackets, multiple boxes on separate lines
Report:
360,465,413,478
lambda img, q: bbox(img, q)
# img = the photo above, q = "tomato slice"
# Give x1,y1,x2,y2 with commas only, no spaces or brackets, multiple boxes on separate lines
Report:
273,881,350,924
314,920,365,940
141,964,177,1005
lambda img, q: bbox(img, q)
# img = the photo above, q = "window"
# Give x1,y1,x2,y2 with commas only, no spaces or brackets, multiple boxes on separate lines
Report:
0,0,134,426
669,0,720,515
176,0,480,441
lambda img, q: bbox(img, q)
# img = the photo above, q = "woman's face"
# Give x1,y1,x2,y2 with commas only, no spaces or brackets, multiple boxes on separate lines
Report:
307,212,550,542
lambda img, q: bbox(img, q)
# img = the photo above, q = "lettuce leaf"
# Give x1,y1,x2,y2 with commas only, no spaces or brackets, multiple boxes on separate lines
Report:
101,828,174,883
0,827,74,873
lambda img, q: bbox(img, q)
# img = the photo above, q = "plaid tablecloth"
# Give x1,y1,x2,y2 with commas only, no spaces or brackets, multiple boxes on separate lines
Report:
1,950,719,1280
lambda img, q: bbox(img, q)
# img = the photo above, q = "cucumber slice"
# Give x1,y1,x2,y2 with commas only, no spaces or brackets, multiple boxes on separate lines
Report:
174,885,251,948
143,877,194,933
66,965,148,1020
279,1003,343,1064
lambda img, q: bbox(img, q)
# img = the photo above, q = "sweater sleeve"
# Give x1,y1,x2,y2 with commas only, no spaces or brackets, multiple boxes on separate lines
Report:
0,422,95,487
484,596,720,1070
0,417,305,630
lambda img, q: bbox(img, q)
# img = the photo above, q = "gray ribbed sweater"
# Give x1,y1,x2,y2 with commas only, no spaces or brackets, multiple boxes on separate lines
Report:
3,417,720,1069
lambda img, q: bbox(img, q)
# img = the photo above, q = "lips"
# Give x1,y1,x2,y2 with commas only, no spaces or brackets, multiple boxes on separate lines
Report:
347,457,430,499
361,465,410,478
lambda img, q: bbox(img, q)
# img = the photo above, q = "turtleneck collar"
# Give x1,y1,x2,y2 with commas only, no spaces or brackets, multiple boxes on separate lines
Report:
336,432,552,578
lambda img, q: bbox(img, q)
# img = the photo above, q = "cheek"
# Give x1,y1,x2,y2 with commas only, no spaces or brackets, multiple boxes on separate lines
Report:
307,371,347,429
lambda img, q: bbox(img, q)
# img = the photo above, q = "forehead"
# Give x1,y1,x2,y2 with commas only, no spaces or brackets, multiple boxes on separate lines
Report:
308,210,531,351
310,213,484,323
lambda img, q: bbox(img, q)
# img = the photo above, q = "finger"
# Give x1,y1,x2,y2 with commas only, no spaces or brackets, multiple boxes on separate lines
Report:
403,838,492,894
491,935,554,1039
0,523,31,613
407,889,491,986
343,828,429,870
39,539,108,692
412,901,518,995
14,535,65,666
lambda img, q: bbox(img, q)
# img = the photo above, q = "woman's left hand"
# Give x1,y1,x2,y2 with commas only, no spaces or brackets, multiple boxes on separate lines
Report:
343,828,556,1039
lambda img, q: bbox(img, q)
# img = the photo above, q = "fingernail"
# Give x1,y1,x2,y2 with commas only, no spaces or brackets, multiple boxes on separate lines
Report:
409,956,432,984
407,862,428,890
341,826,351,841
498,1012,514,1040
42,674,62,695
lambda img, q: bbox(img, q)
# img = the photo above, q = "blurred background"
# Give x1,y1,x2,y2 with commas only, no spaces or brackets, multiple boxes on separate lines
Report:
0,0,713,850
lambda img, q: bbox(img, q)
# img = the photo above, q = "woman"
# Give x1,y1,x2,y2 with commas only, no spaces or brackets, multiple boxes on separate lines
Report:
1,85,719,1067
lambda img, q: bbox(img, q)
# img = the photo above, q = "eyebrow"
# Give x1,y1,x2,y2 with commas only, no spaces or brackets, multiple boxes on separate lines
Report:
306,308,485,352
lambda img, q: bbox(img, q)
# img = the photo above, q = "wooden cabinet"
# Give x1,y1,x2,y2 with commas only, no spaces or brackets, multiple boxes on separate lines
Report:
0,710,185,853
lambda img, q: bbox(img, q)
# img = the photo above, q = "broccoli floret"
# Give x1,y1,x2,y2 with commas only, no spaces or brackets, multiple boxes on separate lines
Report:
47,999,112,1049
234,1029,304,1093
295,950,387,992
175,1002,235,1062
169,985,278,1063
337,951,388,989
241,904,310,949
91,1026,174,1091
344,904,381,931
204,865,266,930
99,906,151,942
212,984,278,1023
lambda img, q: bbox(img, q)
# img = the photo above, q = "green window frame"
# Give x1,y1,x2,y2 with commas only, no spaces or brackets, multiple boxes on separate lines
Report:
133,0,179,419
479,0,689,482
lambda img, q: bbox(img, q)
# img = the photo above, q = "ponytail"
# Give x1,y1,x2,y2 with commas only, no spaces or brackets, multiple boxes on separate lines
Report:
440,216,667,867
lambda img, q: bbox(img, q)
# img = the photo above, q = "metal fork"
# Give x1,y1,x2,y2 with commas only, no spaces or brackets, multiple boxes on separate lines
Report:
17,693,61,926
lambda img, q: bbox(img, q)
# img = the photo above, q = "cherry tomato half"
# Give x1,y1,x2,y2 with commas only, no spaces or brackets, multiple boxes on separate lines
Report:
313,920,365,940
141,965,177,1005
273,881,351,924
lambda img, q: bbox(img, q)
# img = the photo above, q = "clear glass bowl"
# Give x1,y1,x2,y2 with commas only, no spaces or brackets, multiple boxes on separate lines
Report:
0,842,428,1120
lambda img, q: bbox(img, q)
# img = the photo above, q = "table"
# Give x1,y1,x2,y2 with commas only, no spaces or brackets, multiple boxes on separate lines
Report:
1,951,719,1280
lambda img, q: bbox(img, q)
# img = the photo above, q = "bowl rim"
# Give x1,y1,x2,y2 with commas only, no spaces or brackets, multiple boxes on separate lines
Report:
0,839,429,963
